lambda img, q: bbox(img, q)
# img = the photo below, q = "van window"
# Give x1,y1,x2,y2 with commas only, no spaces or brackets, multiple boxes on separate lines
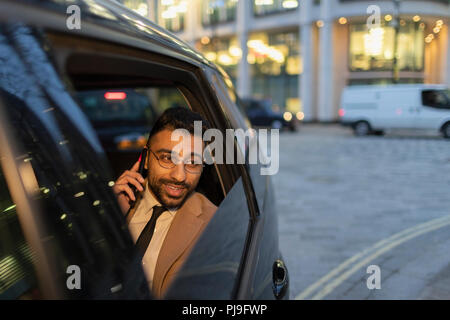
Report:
422,90,450,109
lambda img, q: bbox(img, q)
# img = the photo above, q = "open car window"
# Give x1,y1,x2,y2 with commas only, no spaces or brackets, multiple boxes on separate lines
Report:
74,87,191,175
56,36,254,298
72,85,226,208
71,82,252,298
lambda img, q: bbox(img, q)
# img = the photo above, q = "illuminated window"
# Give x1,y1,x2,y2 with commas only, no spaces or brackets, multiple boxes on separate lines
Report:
349,20,424,72
253,0,298,16
158,0,187,32
196,36,240,83
348,78,424,86
248,31,300,76
121,0,149,17
202,0,238,25
249,30,301,113
197,30,301,112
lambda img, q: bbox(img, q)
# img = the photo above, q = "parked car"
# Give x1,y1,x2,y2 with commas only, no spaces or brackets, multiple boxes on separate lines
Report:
0,0,288,300
339,84,450,138
241,98,299,132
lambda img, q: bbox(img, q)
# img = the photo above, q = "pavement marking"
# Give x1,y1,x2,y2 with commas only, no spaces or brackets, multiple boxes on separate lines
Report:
295,215,450,300
311,219,450,300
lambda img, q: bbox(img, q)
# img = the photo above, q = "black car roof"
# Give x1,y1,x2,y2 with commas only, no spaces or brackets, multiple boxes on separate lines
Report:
0,0,222,72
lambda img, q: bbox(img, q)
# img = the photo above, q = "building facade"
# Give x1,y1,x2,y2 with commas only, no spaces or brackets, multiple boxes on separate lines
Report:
121,0,450,122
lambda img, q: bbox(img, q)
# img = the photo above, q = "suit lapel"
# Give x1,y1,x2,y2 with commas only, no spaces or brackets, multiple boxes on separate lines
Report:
152,193,204,296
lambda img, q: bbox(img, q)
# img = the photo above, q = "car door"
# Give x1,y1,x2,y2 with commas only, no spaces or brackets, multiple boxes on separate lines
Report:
0,25,150,299
199,70,288,299
43,26,258,298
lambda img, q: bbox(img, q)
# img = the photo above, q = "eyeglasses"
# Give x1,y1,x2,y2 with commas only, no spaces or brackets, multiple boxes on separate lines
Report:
148,148,204,174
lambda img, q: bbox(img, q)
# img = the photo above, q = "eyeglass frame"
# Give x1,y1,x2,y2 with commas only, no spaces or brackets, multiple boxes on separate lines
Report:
147,148,204,174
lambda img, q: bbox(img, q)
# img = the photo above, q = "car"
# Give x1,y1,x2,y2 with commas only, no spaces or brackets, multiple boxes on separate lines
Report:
241,98,299,132
339,84,450,138
0,0,289,300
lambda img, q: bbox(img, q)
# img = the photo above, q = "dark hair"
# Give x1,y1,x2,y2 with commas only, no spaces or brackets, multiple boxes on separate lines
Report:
147,107,210,146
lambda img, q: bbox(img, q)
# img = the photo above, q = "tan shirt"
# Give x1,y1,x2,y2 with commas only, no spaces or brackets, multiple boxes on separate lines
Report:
127,184,176,290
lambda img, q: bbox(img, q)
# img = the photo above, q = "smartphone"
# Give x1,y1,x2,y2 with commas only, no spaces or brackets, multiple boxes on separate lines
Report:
129,148,148,205
137,148,148,179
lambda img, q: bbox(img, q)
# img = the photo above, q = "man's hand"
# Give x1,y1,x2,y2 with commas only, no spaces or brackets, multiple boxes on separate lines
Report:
112,160,145,214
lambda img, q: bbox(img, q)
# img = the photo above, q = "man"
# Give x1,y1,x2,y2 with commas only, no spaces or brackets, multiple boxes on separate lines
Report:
112,107,217,298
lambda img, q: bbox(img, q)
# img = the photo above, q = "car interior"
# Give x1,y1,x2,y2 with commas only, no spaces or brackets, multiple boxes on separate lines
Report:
45,31,237,208
73,86,226,207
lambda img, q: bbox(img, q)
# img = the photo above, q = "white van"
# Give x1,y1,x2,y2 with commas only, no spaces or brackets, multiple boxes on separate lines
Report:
339,84,450,138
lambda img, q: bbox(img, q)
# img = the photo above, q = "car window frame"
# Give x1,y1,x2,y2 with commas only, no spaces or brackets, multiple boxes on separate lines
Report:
47,31,238,197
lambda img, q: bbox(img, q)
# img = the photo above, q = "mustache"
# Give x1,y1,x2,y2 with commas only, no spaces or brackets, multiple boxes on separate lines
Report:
159,179,190,189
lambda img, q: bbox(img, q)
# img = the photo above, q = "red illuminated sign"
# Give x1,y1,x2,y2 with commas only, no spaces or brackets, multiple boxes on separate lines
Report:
104,92,127,100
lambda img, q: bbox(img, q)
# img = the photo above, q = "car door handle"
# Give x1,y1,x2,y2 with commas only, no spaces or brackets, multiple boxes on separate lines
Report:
272,260,289,300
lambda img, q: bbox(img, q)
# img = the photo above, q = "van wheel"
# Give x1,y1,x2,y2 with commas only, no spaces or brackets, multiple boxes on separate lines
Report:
442,123,450,139
354,121,371,136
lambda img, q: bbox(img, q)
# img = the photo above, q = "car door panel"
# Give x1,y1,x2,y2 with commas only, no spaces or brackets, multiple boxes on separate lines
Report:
0,25,150,299
205,70,287,299
164,177,250,299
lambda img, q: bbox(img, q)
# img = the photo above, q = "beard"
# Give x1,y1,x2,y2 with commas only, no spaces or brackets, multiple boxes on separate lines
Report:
147,176,195,210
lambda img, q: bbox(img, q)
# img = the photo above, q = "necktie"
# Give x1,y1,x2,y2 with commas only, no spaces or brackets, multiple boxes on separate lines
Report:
135,205,167,256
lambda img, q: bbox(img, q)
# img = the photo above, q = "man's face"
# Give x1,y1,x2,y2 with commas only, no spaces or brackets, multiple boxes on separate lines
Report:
146,129,204,209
